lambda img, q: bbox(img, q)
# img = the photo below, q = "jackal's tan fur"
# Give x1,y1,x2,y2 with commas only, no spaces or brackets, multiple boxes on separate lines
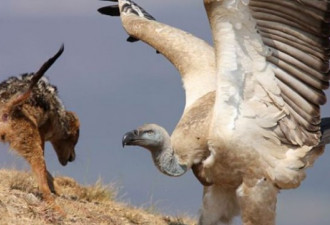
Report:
0,46,80,213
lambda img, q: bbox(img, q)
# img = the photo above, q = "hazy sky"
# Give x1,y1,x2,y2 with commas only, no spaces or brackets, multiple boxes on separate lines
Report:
0,1,329,224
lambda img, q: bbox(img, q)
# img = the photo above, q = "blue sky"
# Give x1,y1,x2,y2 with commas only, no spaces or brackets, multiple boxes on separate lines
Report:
0,1,329,224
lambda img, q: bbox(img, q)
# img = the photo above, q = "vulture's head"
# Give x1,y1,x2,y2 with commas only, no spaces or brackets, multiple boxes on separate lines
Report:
122,123,187,177
122,124,170,152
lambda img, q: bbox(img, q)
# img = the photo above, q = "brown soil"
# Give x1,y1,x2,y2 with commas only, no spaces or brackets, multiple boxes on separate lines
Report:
0,169,196,225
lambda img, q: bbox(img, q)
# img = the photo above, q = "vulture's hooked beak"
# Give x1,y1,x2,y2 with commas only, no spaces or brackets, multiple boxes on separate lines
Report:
122,130,139,147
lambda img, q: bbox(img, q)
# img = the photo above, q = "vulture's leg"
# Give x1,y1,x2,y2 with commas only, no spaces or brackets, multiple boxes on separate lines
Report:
236,178,279,225
199,185,240,225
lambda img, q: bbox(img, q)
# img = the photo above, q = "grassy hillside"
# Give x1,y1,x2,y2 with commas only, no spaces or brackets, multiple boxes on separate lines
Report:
0,169,196,225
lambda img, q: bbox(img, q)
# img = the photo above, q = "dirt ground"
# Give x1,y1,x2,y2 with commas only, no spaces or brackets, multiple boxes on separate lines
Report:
0,169,196,225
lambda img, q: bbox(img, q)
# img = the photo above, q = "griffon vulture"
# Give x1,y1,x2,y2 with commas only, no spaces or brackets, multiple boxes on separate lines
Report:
99,0,330,224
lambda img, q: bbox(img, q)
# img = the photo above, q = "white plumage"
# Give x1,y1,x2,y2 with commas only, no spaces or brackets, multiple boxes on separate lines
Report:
100,0,330,224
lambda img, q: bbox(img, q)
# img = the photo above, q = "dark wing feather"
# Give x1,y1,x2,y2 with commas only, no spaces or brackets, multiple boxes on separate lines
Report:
320,117,330,145
98,5,120,17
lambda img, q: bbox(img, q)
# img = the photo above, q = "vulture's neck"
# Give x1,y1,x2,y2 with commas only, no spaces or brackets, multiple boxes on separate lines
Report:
151,144,187,177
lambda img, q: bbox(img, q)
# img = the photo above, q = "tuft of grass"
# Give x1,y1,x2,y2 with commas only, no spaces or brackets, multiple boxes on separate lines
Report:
80,179,117,202
7,171,38,194
141,195,162,215
124,210,145,224
163,216,197,225
144,203,161,215
166,217,187,225
54,176,117,203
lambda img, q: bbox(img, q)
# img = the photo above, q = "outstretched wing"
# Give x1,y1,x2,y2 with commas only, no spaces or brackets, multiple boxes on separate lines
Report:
204,0,330,187
205,0,329,146
98,0,216,109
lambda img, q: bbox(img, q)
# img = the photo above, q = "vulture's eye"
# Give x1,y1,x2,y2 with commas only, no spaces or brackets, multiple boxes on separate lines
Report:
144,130,154,135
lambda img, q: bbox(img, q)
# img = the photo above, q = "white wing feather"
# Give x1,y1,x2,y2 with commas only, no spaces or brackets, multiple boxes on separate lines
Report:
205,0,330,189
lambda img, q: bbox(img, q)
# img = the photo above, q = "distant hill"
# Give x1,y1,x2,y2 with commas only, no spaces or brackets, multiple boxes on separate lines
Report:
0,169,195,225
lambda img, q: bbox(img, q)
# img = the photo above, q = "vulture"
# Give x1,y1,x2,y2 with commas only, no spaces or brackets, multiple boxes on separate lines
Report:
99,0,330,224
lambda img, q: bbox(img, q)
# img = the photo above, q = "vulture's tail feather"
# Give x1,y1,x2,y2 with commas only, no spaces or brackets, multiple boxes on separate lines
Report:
320,117,330,146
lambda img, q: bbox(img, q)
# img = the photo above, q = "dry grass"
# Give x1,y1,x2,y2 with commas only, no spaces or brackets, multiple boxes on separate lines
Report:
53,176,117,202
0,169,196,225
